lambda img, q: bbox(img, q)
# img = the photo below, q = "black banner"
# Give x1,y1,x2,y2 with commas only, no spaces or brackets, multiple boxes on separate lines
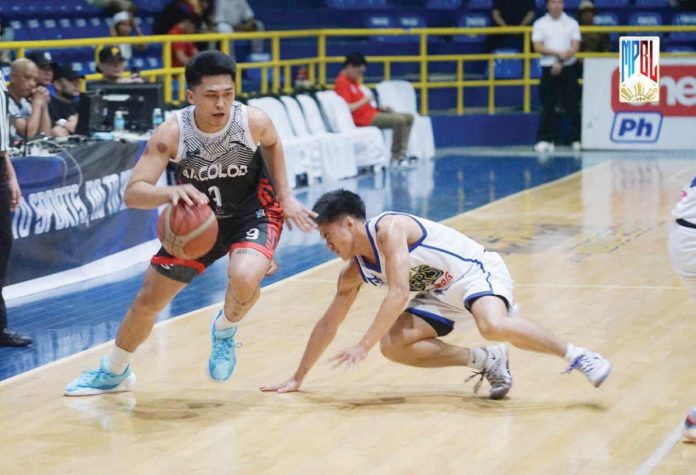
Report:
8,141,158,285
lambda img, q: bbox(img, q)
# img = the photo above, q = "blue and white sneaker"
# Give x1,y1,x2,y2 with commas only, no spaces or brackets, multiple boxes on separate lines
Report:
64,356,136,396
208,310,240,382
563,350,612,387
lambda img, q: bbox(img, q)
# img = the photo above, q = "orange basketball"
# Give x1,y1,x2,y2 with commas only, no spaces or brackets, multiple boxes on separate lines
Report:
157,202,218,260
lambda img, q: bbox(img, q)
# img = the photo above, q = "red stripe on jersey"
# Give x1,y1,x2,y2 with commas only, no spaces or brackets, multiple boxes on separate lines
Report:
151,255,205,274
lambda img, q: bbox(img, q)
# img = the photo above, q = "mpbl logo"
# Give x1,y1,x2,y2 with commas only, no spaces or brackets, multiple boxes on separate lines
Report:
610,112,662,143
619,37,660,103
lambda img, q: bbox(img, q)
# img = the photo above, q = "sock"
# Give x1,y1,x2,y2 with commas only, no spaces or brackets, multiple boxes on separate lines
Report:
467,347,487,370
214,310,237,332
107,345,133,375
564,344,584,362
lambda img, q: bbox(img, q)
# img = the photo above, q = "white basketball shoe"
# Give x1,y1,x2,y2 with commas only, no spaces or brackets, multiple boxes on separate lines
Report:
466,344,513,400
563,350,612,387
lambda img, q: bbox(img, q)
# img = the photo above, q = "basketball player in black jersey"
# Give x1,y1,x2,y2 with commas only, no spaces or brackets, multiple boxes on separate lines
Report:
65,51,316,395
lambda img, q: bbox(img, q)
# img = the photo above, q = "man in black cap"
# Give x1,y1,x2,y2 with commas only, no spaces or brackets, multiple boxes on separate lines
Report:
49,65,82,137
25,50,56,90
94,46,143,85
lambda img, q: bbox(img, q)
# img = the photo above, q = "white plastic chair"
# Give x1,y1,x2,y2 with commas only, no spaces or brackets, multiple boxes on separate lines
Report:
247,97,322,188
315,90,389,169
375,80,436,160
280,96,357,181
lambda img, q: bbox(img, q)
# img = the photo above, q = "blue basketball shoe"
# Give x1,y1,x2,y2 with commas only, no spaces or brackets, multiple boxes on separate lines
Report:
64,356,136,396
208,310,240,382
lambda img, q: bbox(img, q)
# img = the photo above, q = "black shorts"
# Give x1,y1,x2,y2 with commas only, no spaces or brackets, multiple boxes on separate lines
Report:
151,206,283,283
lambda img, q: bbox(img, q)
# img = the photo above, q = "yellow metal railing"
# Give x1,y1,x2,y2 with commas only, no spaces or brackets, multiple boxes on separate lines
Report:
0,25,694,114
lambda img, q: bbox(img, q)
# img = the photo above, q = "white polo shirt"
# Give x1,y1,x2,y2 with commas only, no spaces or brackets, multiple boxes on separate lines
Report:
532,12,581,67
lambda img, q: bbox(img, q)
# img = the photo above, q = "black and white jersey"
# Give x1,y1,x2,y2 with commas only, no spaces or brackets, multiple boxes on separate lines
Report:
172,102,279,218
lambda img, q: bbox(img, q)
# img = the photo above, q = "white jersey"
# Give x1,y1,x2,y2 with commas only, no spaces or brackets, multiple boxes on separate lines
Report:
672,176,696,223
355,212,515,332
355,212,486,292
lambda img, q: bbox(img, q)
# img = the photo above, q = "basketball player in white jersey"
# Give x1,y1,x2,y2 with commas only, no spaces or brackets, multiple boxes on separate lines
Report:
262,190,611,399
669,175,696,300
668,175,696,442
64,51,316,396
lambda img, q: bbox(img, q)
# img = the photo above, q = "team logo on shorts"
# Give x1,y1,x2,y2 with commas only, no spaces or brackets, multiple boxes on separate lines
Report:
409,265,445,291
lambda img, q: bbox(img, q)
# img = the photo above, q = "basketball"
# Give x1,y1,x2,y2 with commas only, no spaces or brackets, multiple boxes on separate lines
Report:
683,407,696,443
157,202,218,260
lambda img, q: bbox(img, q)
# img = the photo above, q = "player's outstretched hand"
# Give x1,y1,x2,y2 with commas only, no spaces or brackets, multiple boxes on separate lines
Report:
280,195,317,232
260,378,301,393
330,343,368,370
169,184,209,207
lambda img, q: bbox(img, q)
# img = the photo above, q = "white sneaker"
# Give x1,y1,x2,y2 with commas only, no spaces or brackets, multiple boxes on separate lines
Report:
534,141,555,153
563,350,612,387
465,344,513,400
571,141,581,151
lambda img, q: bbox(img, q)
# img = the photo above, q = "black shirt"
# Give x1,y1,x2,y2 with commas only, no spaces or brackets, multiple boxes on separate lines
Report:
493,0,536,25
48,96,78,125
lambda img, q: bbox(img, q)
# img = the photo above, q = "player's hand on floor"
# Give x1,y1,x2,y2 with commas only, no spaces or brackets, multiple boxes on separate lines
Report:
330,343,368,370
170,184,208,206
260,378,301,393
280,195,317,232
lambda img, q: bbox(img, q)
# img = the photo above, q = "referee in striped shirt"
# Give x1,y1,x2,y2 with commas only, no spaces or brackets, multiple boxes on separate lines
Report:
0,74,31,346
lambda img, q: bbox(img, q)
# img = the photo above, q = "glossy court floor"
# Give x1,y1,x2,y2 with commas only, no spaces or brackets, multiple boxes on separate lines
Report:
1,148,695,474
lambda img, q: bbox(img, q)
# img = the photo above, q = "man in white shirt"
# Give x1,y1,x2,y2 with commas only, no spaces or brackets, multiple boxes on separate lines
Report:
531,0,581,153
214,0,265,56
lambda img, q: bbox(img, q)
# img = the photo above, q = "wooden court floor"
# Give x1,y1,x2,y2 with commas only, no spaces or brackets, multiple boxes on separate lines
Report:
1,157,695,474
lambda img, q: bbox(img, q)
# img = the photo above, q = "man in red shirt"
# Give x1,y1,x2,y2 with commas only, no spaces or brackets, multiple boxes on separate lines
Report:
169,18,199,68
334,52,414,165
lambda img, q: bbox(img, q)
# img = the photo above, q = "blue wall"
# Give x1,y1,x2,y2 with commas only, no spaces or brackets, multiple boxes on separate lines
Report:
432,113,540,147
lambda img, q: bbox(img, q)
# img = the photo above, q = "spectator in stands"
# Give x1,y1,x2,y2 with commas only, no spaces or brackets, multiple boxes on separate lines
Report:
577,1,610,54
25,51,56,91
214,0,266,55
86,0,136,17
0,73,31,347
334,52,414,167
49,65,81,137
156,0,209,35
532,0,581,153
490,0,536,51
95,46,144,84
7,59,53,142
0,16,14,65
170,17,200,68
110,11,146,62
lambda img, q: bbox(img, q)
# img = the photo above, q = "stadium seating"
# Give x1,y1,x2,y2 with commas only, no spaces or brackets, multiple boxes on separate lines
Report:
280,96,358,181
454,14,490,43
375,80,435,160
426,0,462,9
247,97,322,187
628,11,664,37
594,0,630,7
671,12,696,42
634,0,670,7
315,90,389,169
485,48,522,79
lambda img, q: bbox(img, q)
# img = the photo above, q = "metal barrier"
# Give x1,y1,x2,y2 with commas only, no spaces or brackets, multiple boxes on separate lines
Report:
0,25,694,114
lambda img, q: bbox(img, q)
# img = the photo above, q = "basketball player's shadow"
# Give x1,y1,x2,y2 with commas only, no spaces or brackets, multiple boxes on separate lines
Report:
293,390,607,415
63,393,239,429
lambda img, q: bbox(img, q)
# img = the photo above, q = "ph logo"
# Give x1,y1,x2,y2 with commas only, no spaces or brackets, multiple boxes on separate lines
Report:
619,37,660,103
610,112,662,143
